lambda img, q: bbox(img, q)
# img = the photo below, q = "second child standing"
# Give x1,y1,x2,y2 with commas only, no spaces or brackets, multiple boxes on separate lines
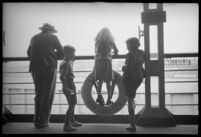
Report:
59,45,82,131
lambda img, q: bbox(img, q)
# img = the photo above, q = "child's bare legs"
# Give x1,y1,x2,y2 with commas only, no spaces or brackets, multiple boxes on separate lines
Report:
97,80,103,96
70,108,82,127
64,94,82,131
127,97,136,131
107,80,116,105
106,81,113,105
64,99,76,131
96,80,105,106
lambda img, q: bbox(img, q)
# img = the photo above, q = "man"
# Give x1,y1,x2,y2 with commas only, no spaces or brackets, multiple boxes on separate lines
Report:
27,23,63,128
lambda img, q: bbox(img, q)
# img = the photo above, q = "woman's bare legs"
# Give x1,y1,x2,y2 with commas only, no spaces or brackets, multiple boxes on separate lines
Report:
96,80,105,106
106,81,113,105
97,80,103,96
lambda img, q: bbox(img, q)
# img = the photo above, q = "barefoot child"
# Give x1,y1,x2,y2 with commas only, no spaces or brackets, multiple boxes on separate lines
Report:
59,45,82,131
122,37,145,132
94,27,118,106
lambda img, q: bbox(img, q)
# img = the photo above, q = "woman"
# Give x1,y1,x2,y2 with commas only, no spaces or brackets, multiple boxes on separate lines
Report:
93,27,118,106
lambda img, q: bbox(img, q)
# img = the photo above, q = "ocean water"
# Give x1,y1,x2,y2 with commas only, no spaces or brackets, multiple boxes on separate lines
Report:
2,57,198,115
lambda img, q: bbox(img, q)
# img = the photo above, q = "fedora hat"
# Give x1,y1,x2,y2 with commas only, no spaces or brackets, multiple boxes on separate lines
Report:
39,23,57,33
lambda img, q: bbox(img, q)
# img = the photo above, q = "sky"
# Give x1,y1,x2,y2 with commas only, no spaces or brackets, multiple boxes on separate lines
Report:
3,3,199,57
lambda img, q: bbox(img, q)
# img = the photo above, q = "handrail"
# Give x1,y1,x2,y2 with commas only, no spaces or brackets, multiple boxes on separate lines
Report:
3,53,198,115
3,91,198,106
3,53,198,85
2,53,198,62
2,80,198,85
3,103,198,106
3,91,199,95
2,69,199,73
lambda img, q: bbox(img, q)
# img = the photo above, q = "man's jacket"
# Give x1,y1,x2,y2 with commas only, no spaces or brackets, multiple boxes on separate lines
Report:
27,32,63,72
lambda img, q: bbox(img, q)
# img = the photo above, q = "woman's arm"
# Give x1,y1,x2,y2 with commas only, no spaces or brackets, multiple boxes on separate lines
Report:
112,43,118,55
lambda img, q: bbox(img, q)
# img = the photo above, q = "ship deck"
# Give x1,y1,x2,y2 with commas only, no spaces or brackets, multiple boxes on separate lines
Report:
2,122,198,134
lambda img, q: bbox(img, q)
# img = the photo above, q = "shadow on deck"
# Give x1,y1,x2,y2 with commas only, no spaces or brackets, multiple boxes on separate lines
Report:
2,122,198,134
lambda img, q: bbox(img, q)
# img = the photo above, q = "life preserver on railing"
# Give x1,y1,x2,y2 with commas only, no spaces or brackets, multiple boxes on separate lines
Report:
81,71,127,116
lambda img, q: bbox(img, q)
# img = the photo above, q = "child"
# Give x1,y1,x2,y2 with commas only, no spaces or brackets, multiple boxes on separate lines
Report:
94,27,118,106
59,45,82,131
122,37,145,132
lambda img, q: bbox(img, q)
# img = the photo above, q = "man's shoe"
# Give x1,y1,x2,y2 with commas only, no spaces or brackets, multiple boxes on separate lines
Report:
63,124,76,131
71,121,82,127
126,125,136,132
34,123,49,129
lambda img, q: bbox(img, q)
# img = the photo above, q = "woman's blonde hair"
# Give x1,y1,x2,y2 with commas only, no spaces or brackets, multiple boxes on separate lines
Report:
95,27,115,44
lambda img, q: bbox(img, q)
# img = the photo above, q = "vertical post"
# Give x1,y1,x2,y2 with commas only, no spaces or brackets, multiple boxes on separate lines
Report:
24,89,27,114
136,3,176,126
59,90,62,114
157,3,165,108
144,3,151,108
158,23,165,108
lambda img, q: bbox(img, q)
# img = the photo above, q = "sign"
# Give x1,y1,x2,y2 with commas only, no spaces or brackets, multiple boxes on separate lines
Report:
165,59,191,65
141,10,166,24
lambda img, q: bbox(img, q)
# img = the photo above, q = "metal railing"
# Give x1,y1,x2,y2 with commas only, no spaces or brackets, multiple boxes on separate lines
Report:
3,53,198,62
3,53,198,115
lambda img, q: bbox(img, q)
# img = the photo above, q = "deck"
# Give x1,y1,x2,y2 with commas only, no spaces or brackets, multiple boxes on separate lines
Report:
2,122,198,134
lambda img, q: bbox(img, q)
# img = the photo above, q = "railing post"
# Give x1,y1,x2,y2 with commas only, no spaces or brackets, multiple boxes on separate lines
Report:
59,90,62,114
136,3,176,126
2,54,198,119
24,89,27,114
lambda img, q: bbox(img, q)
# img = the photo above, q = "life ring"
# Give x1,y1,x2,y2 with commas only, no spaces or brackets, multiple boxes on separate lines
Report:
81,71,127,116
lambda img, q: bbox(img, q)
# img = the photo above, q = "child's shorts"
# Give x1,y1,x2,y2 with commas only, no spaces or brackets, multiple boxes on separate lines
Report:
123,78,143,98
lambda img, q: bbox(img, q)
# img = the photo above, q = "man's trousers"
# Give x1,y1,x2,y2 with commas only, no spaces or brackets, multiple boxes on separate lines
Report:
31,67,57,126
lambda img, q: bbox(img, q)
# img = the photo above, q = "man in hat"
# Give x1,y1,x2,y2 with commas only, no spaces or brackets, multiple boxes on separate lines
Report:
27,23,63,128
